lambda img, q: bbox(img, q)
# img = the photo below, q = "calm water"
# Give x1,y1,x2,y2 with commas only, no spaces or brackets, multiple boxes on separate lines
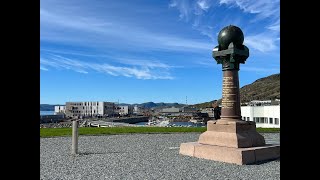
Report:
40,111,55,115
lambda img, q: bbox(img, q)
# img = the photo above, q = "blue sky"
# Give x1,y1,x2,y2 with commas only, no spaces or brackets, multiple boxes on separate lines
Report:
40,0,280,105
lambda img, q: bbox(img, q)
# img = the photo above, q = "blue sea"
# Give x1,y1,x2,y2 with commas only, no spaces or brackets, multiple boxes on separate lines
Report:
40,111,55,115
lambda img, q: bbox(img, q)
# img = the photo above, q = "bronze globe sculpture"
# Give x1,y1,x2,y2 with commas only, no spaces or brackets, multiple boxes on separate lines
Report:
217,25,244,50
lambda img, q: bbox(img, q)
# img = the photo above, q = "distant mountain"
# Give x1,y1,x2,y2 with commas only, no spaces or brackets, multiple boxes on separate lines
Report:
133,102,185,108
191,101,215,109
41,72,279,111
41,102,185,111
192,73,280,108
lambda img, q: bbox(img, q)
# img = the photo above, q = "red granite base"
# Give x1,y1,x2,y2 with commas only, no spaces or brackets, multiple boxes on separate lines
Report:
179,142,280,165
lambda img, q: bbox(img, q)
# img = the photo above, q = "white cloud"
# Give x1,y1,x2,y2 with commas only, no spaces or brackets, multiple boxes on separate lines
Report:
114,57,178,69
267,19,280,32
40,9,111,33
169,0,192,20
197,0,211,11
41,4,212,53
40,66,48,71
219,0,279,20
245,33,277,52
168,0,279,54
195,59,216,67
40,55,175,80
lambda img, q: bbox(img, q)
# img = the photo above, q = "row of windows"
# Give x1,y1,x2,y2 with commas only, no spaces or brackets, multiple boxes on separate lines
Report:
70,106,114,110
70,102,100,106
69,102,116,106
72,110,98,113
242,116,279,125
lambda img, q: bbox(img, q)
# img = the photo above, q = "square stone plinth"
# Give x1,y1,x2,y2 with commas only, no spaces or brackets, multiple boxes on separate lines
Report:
179,142,280,165
198,120,266,148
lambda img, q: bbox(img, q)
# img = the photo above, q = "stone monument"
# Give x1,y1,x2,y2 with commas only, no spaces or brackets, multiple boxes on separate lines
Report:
179,25,280,165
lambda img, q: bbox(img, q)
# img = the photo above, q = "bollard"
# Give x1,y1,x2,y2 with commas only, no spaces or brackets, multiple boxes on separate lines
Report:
71,120,78,155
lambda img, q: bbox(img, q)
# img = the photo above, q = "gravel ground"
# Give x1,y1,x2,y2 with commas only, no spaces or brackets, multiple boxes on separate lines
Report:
40,133,280,180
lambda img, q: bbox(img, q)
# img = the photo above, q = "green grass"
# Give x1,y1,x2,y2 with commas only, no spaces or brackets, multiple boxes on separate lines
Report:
40,127,279,138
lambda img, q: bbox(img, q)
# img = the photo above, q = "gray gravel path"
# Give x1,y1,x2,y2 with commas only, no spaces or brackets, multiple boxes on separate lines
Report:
40,133,280,180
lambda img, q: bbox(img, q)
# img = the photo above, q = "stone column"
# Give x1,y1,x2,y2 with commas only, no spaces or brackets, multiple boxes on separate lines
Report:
220,70,241,120
179,25,279,165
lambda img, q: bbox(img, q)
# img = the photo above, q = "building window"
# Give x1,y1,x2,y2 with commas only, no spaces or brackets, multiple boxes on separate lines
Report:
247,117,250,121
269,118,273,124
242,116,246,120
264,117,268,123
275,118,279,125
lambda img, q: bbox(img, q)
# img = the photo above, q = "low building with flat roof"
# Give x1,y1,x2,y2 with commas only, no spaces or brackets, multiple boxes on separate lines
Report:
241,105,280,128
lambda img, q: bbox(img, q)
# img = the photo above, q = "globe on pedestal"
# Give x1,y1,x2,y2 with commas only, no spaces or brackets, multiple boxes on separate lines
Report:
217,25,244,50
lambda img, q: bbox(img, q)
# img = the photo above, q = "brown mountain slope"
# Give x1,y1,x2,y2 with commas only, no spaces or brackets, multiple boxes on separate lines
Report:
240,73,280,103
192,73,280,108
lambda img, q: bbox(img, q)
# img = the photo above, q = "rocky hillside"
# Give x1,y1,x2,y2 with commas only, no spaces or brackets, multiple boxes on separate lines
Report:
240,73,280,103
192,73,280,108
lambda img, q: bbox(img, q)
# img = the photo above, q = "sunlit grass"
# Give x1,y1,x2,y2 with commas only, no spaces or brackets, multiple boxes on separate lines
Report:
40,127,279,138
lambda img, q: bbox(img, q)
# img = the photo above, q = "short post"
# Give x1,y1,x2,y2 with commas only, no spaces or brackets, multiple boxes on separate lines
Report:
71,119,78,155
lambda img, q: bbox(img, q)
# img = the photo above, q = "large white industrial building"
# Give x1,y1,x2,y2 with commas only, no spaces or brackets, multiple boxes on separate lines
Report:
65,101,115,118
241,105,280,128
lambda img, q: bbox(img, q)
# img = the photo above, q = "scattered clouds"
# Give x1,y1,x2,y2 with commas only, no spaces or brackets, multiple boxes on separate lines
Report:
114,57,179,69
195,59,216,67
169,0,280,54
267,19,280,32
197,0,211,11
41,1,212,53
219,0,280,20
40,66,48,71
241,66,279,73
245,33,278,52
40,54,174,80
169,0,192,20
40,9,112,33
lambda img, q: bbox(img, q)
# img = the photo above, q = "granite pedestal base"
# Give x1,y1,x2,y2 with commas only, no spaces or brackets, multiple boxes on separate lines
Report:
179,120,280,165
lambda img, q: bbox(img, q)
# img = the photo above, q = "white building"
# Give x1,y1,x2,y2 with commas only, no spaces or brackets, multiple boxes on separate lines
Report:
54,106,66,115
241,105,280,128
162,107,180,113
248,99,280,106
65,101,115,118
181,106,197,112
133,105,140,114
118,106,132,115
201,108,214,118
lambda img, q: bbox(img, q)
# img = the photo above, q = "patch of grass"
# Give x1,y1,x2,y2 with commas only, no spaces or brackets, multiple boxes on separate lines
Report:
256,128,280,133
40,127,279,138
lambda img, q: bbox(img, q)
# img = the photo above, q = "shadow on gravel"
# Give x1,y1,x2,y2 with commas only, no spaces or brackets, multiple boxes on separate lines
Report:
247,158,280,165
76,151,127,156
